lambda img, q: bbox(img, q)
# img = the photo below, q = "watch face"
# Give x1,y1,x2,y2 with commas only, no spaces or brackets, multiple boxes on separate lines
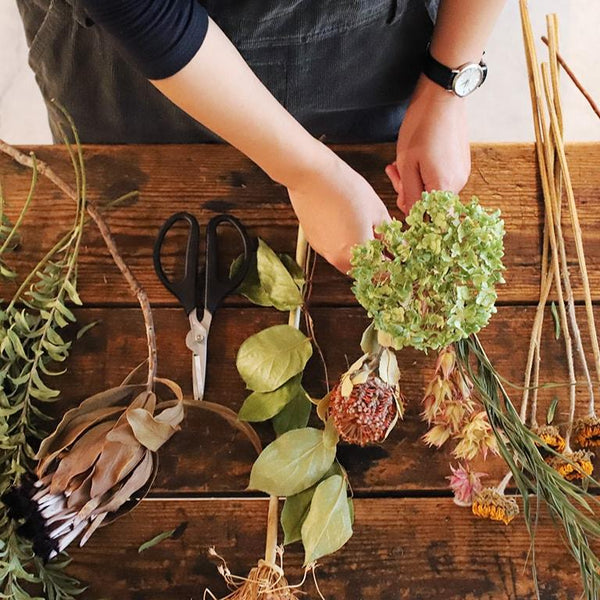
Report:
453,64,484,97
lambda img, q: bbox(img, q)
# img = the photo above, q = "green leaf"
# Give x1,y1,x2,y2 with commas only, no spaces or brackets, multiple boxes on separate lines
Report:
301,475,353,564
64,279,82,305
137,528,177,553
280,462,346,545
230,253,273,307
551,301,561,340
238,374,303,422
279,253,306,288
236,324,313,392
76,320,100,340
281,486,316,545
272,390,312,435
249,427,336,496
547,396,559,425
256,239,303,311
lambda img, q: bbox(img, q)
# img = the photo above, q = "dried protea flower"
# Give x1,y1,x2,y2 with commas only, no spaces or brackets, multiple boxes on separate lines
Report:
2,380,183,560
573,416,600,449
472,488,519,525
453,411,498,461
328,349,403,446
533,424,566,454
547,450,594,482
447,463,487,507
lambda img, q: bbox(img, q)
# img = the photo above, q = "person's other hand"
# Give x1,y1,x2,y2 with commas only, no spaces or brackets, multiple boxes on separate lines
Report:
386,75,471,214
287,147,391,274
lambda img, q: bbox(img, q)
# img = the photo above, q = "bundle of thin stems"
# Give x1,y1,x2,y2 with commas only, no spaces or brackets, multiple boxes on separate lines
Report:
207,227,310,600
519,3,600,448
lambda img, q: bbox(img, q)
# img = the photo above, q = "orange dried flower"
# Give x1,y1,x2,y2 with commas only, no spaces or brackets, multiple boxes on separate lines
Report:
573,416,600,449
472,488,519,525
533,424,566,454
547,450,594,482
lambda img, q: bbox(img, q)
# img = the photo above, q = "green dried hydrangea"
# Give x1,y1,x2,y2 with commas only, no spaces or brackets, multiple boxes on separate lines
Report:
350,190,505,351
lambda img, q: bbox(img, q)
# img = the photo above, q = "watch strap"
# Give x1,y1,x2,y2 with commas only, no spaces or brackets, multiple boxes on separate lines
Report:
423,50,455,90
423,46,487,91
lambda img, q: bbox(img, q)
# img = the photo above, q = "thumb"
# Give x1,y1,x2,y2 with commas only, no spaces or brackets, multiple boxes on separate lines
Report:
401,161,425,213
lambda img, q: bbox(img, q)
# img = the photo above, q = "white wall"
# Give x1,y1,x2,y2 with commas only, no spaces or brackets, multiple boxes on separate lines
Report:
0,0,598,144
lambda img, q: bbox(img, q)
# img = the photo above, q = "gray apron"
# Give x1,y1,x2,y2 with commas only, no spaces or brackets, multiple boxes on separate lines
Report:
16,0,438,144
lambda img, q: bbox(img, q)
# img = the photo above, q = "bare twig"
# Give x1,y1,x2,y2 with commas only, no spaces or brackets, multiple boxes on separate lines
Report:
541,35,600,119
0,140,157,390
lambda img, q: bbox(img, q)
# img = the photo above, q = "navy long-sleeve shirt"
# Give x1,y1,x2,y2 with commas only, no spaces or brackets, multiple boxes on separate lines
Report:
80,0,209,79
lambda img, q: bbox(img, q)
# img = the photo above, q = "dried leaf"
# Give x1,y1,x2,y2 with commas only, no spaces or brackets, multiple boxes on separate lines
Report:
95,450,155,516
551,301,561,340
49,421,114,494
90,441,145,499
126,404,183,452
37,406,125,474
379,348,400,386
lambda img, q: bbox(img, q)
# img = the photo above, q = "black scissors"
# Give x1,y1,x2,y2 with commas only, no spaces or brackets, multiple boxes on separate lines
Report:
153,212,251,400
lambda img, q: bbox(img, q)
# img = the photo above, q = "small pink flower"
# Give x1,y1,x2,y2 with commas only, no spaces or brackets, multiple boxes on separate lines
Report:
447,462,486,507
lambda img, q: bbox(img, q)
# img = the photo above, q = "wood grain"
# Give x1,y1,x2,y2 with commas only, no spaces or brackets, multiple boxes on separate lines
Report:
1,144,599,306
40,304,598,494
66,497,583,600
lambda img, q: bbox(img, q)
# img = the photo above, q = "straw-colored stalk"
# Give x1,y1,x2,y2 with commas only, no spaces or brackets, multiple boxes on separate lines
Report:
518,3,577,442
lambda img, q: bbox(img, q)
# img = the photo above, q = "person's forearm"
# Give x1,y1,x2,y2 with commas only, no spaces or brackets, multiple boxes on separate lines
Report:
429,0,506,65
150,17,329,188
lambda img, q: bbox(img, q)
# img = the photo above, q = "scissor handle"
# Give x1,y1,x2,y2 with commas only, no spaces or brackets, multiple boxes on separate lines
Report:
204,214,252,314
153,212,200,315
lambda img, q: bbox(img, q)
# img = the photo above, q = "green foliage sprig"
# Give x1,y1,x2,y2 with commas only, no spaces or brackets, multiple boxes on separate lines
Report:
0,120,88,598
350,190,506,351
456,335,600,599
233,240,353,565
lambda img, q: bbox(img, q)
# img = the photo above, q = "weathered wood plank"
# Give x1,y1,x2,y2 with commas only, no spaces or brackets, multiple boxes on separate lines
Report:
1,144,599,306
42,304,598,494
66,497,582,599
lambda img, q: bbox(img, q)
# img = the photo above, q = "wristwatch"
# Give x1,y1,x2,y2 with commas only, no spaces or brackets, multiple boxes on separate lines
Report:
423,46,488,98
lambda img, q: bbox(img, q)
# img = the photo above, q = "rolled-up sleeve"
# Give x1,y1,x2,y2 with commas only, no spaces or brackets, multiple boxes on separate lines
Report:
81,0,209,80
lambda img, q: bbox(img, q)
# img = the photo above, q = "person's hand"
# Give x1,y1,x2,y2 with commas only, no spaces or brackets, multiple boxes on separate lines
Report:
286,146,391,274
386,75,471,214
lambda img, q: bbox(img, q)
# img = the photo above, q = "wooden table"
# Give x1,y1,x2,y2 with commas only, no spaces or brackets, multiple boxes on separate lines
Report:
2,143,599,599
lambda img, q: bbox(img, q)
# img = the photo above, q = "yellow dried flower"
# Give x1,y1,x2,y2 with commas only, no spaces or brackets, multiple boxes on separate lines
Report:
533,424,566,454
573,416,600,449
547,450,594,481
453,411,497,461
472,488,519,525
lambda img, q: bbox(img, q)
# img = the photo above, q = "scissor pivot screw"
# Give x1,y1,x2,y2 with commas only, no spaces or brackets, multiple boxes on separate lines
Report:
195,334,205,342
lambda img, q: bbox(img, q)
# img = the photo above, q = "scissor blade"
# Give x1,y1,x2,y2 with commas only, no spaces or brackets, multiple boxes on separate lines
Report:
186,310,211,401
192,353,205,401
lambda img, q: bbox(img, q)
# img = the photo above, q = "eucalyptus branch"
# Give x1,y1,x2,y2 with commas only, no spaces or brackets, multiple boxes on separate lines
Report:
0,139,157,390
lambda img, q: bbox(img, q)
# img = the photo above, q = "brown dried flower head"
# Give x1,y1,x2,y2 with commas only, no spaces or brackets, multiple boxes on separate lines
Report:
472,488,519,525
573,416,600,449
547,449,594,482
3,379,184,560
328,349,403,447
533,424,566,454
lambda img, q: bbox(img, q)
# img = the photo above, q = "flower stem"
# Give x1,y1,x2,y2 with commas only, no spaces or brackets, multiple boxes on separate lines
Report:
0,139,157,391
